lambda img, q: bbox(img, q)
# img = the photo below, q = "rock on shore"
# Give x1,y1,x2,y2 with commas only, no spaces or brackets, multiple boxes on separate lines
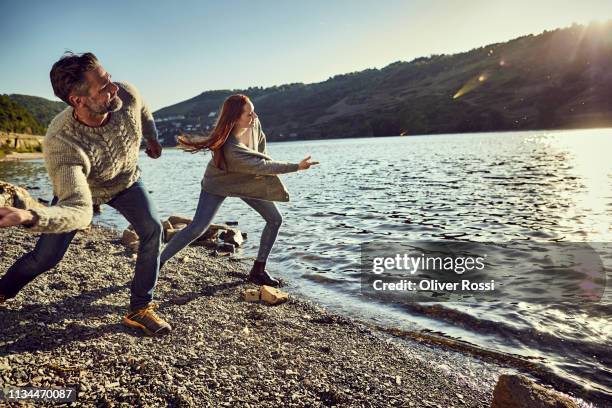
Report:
0,180,44,209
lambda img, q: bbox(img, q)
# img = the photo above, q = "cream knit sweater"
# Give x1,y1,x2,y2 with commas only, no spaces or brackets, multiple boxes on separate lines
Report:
29,82,158,233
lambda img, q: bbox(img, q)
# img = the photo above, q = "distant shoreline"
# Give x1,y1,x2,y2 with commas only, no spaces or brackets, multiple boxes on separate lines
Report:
167,125,612,146
0,132,44,162
0,151,44,162
0,126,608,162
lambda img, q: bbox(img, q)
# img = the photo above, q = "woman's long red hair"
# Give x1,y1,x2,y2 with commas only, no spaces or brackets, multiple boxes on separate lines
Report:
178,94,250,169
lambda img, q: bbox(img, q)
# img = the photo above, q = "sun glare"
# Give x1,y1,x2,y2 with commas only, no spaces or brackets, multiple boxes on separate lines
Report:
453,73,489,99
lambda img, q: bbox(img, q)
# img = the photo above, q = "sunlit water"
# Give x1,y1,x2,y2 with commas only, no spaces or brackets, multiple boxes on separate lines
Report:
1,128,611,400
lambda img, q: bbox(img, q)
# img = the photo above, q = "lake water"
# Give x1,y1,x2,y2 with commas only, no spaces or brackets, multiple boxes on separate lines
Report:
1,128,611,402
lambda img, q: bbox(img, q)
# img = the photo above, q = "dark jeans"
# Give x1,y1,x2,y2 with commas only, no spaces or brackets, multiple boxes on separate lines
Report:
0,180,162,310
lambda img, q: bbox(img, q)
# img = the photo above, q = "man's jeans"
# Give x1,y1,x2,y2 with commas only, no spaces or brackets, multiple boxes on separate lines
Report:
0,180,162,310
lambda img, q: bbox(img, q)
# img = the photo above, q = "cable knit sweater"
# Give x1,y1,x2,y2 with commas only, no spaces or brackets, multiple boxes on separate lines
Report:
28,82,158,233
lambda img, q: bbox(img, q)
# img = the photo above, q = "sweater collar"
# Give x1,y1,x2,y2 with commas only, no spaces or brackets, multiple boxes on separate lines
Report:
70,108,118,135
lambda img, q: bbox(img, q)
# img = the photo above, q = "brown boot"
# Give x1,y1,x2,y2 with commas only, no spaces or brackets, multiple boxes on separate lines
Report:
122,303,171,336
248,261,280,287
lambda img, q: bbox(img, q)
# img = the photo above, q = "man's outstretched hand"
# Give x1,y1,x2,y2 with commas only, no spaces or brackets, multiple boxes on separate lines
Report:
0,207,36,228
145,139,162,159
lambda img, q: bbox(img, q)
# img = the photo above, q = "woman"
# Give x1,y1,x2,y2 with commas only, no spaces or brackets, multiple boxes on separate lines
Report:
160,94,318,286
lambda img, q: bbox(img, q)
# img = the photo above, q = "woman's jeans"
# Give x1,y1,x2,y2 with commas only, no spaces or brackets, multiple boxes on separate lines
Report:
0,180,162,310
160,191,282,265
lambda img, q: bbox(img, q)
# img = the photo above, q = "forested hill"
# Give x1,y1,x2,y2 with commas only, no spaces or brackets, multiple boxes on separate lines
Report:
154,22,612,141
8,94,66,129
0,95,46,135
0,94,66,135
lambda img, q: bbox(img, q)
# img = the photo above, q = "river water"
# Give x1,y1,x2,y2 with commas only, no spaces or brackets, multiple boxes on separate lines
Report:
1,128,610,401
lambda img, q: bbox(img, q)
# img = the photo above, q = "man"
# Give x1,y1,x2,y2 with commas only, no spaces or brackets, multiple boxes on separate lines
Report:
0,52,170,336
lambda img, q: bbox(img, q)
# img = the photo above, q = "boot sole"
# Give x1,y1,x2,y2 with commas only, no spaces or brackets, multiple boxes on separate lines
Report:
122,317,171,336
248,276,280,287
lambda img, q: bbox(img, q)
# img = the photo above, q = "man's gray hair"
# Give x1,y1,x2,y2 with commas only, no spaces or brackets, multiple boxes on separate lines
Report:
50,52,99,105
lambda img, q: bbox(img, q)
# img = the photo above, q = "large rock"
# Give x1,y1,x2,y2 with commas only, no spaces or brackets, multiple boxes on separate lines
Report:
0,181,44,209
491,374,579,408
193,223,225,245
167,215,193,226
199,223,225,241
165,228,179,242
242,289,260,302
217,243,236,253
150,215,248,251
241,286,289,305
260,285,289,306
162,220,172,231
219,227,244,247
121,229,139,252
121,229,139,246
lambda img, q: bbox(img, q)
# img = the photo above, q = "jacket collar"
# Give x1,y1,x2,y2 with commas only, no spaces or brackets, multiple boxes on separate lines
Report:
228,120,260,151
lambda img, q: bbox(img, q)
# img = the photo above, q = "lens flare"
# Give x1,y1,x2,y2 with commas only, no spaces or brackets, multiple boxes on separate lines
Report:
453,73,489,99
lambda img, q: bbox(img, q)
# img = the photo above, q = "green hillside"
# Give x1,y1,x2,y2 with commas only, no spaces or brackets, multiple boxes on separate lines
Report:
9,94,66,127
155,22,612,141
0,95,46,135
0,94,65,136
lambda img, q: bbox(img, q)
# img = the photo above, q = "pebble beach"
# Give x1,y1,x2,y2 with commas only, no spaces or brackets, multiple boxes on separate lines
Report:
0,225,509,407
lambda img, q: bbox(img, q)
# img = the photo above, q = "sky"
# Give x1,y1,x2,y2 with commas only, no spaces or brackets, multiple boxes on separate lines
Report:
1,0,612,111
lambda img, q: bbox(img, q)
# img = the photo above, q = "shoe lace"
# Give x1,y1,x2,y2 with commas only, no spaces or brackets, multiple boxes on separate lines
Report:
133,304,164,325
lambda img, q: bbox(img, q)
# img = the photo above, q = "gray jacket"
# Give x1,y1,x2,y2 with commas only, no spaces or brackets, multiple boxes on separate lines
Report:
202,120,299,201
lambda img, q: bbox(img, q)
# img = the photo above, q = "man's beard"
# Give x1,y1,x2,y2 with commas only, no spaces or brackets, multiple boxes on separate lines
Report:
87,95,123,114
107,95,123,112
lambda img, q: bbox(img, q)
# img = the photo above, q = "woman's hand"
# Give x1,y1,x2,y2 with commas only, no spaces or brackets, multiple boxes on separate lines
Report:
297,155,319,170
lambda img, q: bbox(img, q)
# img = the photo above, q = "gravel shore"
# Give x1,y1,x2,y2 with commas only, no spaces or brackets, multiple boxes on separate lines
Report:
1,225,513,407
